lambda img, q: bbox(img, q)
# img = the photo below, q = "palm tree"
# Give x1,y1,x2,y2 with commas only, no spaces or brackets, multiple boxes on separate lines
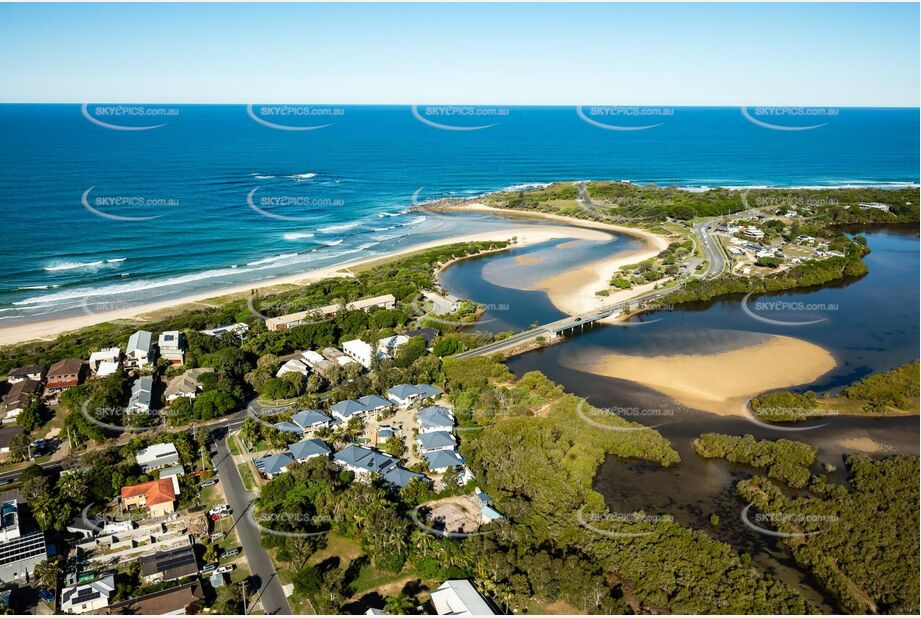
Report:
32,557,61,591
383,593,414,615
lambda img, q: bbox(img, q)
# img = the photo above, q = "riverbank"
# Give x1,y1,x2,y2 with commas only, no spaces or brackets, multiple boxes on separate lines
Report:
0,223,610,346
570,334,837,416
424,202,671,315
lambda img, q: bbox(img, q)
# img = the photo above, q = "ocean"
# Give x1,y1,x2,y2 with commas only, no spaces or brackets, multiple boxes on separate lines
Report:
0,104,917,323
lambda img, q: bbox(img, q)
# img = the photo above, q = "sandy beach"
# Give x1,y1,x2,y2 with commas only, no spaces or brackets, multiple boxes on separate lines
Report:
432,203,671,315
0,222,612,347
571,334,837,416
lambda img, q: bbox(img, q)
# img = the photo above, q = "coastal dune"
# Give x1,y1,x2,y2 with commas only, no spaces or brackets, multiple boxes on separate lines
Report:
0,223,612,346
570,334,837,416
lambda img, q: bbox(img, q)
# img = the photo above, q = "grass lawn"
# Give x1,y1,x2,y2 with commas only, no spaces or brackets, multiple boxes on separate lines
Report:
308,534,363,566
237,463,257,491
227,435,242,456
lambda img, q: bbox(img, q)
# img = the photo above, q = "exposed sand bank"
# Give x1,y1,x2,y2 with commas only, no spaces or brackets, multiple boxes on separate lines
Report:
571,334,837,416
835,436,894,454
0,223,610,347
438,203,671,315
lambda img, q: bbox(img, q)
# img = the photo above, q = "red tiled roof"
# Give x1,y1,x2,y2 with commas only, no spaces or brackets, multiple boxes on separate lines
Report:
120,478,176,506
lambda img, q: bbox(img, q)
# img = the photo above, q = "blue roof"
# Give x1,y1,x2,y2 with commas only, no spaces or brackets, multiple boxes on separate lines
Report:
274,421,303,434
357,394,392,410
417,431,456,450
387,384,419,400
382,466,429,489
331,399,368,418
292,409,331,428
423,450,465,471
333,445,398,474
257,453,294,475
289,438,331,461
414,383,443,398
418,406,454,429
377,427,395,439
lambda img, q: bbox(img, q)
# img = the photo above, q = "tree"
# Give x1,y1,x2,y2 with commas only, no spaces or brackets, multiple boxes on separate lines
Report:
17,398,44,432
193,390,237,420
32,557,62,590
383,593,414,615
292,564,322,596
394,337,426,368
212,583,244,614
9,433,31,462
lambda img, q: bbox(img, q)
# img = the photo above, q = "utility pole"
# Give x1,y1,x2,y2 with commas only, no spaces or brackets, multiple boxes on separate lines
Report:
240,580,248,615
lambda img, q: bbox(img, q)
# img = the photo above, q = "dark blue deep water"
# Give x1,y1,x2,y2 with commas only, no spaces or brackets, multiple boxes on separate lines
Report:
0,105,917,321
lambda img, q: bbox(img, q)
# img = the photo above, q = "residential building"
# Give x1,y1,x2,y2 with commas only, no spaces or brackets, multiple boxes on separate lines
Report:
357,395,392,415
417,431,456,453
94,361,120,378
200,322,250,338
333,445,398,479
417,406,455,434
430,580,496,616
331,399,369,422
859,202,891,212
0,426,25,456
381,466,429,490
102,580,203,615
6,365,45,384
266,294,396,331
120,479,177,517
322,346,357,367
0,490,49,583
415,384,443,400
423,450,465,474
127,376,155,413
300,350,325,366
274,420,304,434
474,488,505,524
387,384,421,407
342,339,376,369
291,409,331,431
46,359,86,393
60,575,116,614
406,327,438,347
88,348,121,374
256,453,294,479
377,334,409,357
289,438,331,463
2,379,40,420
136,443,180,472
277,359,310,378
126,330,153,368
158,331,186,365
742,226,765,240
139,544,198,584
164,368,213,403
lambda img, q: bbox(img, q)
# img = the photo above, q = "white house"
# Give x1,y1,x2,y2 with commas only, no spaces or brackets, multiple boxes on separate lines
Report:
135,442,180,473
6,365,45,384
157,331,185,365
126,330,153,368
377,334,409,357
342,339,376,369
742,226,765,240
277,359,310,378
88,348,121,374
60,575,116,614
300,350,326,366
430,580,495,616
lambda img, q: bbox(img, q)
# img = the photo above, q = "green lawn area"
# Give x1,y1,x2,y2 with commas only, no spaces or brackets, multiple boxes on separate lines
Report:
200,483,224,506
237,462,257,491
348,562,411,597
308,534,363,566
227,435,242,456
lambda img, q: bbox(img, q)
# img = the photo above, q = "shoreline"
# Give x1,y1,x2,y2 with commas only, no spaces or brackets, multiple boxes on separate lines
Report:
0,222,612,347
424,202,671,315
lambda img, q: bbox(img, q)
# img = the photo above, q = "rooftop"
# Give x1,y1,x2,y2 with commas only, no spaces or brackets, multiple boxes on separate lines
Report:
120,478,177,506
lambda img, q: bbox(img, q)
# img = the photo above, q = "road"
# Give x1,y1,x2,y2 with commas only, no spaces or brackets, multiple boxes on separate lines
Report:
456,215,726,358
211,428,293,615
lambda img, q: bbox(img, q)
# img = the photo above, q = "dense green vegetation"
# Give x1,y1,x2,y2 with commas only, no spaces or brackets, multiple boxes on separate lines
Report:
739,455,919,614
843,360,920,411
752,361,919,420
694,433,817,488
666,238,869,304
481,181,918,223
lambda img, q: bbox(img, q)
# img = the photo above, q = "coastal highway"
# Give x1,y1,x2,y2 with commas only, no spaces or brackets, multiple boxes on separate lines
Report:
213,428,293,615
694,219,727,278
456,215,726,358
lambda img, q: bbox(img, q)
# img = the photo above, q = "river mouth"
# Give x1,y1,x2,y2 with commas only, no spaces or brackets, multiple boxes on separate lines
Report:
440,225,919,613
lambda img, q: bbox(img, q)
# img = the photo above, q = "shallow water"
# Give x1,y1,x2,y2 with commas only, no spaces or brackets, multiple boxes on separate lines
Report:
441,226,920,612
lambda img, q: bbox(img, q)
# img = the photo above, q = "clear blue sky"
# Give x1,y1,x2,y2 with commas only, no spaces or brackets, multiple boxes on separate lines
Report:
0,3,917,105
